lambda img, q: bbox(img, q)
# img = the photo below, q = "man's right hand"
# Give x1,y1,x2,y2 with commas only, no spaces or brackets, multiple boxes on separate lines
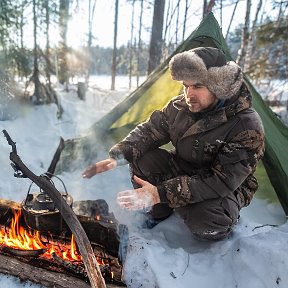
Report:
82,158,117,179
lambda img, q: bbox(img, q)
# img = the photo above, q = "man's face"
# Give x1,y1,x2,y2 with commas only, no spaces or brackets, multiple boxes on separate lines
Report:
183,81,217,112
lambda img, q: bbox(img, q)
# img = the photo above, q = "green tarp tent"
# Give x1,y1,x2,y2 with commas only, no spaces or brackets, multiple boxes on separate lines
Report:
57,13,288,216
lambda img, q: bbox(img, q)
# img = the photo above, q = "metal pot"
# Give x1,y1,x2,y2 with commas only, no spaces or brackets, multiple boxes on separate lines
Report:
21,174,73,233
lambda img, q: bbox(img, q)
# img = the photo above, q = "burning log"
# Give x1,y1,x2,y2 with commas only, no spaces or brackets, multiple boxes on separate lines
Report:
0,198,127,259
0,203,126,287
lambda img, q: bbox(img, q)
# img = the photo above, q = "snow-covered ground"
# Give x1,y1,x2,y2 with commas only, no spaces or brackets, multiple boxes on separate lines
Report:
0,75,287,288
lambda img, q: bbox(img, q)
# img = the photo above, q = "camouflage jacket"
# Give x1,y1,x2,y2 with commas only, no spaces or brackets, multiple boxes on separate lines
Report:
109,84,265,209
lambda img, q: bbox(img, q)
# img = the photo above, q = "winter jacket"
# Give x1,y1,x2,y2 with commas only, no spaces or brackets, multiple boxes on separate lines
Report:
109,84,265,209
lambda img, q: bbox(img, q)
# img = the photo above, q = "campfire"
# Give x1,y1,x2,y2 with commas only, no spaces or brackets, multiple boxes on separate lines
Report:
0,209,82,261
0,208,123,284
1,130,128,287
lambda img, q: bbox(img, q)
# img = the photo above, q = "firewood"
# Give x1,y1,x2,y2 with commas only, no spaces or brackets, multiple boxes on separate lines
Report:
0,252,124,288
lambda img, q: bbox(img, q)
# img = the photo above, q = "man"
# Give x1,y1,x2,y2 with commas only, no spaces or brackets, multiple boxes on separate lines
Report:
83,47,265,240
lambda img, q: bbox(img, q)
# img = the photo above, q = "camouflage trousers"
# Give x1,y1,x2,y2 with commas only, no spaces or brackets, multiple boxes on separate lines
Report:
129,148,240,240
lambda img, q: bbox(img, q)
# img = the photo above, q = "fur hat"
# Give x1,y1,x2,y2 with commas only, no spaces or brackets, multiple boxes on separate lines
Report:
169,47,243,99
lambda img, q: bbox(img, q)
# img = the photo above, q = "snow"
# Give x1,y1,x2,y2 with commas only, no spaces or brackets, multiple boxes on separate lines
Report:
0,75,288,288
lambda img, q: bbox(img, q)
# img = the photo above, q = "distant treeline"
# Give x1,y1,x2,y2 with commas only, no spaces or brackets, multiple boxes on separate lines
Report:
90,44,149,76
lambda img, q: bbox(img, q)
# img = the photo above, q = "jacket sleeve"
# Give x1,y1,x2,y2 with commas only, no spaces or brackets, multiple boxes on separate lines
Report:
157,129,265,208
109,105,171,163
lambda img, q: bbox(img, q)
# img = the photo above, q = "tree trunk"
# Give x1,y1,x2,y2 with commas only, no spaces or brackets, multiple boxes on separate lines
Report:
164,0,177,47
182,0,189,41
175,0,180,46
32,0,41,103
147,0,166,75
136,0,144,86
203,0,207,18
275,0,287,25
77,82,87,100
128,0,136,90
87,0,97,84
163,0,171,44
45,0,51,86
236,0,252,68
203,0,215,19
225,0,240,40
111,0,119,91
243,0,263,73
219,0,223,27
44,0,63,118
20,0,26,80
58,0,69,89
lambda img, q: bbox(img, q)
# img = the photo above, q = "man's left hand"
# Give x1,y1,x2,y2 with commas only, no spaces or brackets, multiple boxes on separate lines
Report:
117,175,160,211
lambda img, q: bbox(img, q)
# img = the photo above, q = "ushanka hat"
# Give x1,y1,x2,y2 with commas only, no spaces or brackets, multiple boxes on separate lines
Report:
169,47,243,99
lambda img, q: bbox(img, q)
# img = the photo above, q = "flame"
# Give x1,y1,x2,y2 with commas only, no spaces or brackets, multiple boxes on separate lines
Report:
0,209,118,281
0,210,46,250
0,209,82,262
62,234,82,261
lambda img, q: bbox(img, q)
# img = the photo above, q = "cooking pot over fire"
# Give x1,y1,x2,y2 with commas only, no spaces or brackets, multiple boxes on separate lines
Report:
21,173,73,233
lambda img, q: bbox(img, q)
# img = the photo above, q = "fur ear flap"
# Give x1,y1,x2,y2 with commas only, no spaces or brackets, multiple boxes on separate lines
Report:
207,62,243,99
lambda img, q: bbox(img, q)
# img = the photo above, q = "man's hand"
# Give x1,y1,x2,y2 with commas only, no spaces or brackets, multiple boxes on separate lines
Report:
117,175,160,211
82,158,117,179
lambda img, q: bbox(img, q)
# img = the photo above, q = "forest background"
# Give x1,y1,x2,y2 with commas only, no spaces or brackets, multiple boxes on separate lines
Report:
0,0,287,117
0,1,287,287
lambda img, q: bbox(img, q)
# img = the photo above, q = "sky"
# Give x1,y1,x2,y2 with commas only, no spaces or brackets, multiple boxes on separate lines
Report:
66,0,275,48
0,75,288,287
20,0,277,50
